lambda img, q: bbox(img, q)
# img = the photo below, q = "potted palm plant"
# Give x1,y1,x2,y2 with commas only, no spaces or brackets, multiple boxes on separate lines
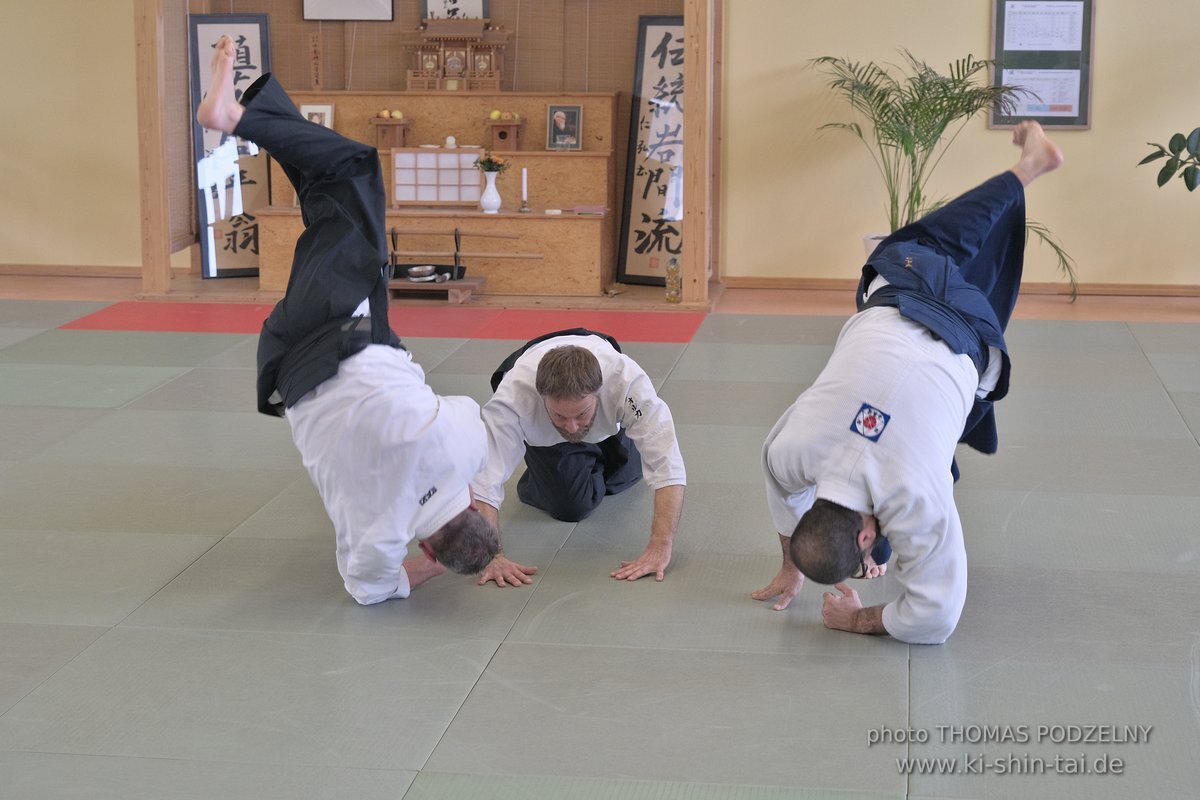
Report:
814,50,1077,296
1138,127,1200,191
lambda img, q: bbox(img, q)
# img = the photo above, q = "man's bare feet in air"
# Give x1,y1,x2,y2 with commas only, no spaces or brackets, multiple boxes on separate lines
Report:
1010,121,1063,186
196,35,243,134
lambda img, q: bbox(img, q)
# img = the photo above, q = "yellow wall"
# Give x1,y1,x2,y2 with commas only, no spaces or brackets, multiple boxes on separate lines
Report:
0,0,145,268
4,1,1199,288
723,0,1200,287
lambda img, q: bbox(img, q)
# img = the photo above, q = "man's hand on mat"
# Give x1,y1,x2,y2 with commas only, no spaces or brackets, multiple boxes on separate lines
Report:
821,583,863,631
751,564,805,610
612,541,672,582
822,584,888,635
477,553,538,587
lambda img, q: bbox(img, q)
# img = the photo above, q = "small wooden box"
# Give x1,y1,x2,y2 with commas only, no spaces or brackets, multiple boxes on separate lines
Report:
370,118,411,150
486,119,524,151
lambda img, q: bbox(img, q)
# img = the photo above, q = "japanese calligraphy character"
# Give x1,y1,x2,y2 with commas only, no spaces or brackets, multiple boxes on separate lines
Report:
633,212,682,256
650,30,684,70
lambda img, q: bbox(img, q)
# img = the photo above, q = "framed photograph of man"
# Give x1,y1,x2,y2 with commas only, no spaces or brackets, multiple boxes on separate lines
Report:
546,105,582,150
300,104,334,128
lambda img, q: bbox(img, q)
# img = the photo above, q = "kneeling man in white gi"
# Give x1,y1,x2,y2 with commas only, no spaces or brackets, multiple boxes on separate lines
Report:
471,329,686,587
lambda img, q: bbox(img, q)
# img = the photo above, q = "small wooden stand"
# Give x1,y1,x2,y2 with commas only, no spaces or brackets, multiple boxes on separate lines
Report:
370,118,411,150
486,119,524,151
388,276,486,303
388,225,519,303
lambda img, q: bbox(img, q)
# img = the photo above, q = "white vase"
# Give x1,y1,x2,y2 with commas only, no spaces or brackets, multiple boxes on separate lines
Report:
480,171,502,214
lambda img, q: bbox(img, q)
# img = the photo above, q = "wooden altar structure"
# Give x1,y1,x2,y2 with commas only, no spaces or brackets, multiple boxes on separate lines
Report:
405,17,509,92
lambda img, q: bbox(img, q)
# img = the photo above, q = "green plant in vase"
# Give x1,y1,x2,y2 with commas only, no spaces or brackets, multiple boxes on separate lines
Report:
814,50,1078,297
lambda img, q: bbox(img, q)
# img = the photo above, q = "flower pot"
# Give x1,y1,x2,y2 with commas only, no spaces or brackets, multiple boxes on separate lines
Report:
480,171,502,214
863,233,887,259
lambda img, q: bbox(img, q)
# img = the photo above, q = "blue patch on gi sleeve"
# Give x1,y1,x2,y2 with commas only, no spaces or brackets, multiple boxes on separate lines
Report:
850,403,890,442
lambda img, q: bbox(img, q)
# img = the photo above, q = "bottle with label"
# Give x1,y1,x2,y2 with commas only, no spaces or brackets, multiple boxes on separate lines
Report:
665,257,682,304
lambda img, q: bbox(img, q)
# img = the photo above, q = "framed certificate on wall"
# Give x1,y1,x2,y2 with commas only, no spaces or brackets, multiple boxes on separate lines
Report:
989,0,1094,129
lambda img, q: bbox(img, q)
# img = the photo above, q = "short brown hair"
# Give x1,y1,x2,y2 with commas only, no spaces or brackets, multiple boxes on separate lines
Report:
534,345,603,399
789,499,863,584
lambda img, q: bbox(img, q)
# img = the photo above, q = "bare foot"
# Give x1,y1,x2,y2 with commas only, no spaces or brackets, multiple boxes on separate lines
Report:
1010,121,1063,186
196,35,243,134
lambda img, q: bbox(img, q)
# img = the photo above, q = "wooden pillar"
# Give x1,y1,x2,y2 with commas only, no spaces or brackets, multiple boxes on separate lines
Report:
134,0,172,295
682,0,717,305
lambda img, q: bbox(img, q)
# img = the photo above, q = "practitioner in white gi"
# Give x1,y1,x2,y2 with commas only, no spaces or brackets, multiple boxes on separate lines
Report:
752,121,1064,644
470,330,686,586
198,36,497,605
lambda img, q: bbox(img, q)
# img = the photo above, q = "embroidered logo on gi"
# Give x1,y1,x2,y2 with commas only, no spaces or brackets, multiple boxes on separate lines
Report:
418,486,438,506
850,403,890,442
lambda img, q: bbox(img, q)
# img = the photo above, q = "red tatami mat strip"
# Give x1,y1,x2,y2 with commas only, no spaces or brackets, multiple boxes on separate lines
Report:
387,306,505,338
60,302,706,343
60,302,276,334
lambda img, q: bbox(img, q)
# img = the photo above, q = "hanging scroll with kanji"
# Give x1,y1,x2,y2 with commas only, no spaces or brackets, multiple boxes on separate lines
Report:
617,16,684,286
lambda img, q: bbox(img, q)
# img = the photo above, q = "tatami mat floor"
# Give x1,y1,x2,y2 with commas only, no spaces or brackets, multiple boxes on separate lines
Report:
0,280,1197,799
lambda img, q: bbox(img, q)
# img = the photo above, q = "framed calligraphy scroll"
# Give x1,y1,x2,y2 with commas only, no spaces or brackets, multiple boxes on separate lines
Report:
422,0,489,18
617,16,684,286
189,15,272,278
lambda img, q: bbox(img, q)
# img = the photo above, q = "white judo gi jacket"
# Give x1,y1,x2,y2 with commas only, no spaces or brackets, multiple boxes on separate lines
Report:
763,306,977,644
471,334,686,510
287,345,488,604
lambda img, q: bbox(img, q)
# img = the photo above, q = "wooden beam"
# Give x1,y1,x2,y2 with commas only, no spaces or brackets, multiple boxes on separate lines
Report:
682,0,715,306
389,229,521,239
708,0,724,290
134,0,173,295
392,250,544,260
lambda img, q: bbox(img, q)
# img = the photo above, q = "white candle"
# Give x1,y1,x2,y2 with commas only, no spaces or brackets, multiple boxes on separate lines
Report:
521,168,528,202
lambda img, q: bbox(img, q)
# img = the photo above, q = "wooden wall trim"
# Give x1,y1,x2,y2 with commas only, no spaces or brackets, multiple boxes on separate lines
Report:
134,0,172,295
721,275,1200,298
682,0,714,305
708,0,723,287
0,264,147,279
721,277,859,291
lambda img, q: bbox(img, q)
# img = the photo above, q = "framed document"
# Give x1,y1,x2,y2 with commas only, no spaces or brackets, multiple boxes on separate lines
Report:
990,0,1094,129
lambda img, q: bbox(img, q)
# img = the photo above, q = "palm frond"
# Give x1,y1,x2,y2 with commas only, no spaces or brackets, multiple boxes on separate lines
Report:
813,51,1026,231
1026,218,1078,300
